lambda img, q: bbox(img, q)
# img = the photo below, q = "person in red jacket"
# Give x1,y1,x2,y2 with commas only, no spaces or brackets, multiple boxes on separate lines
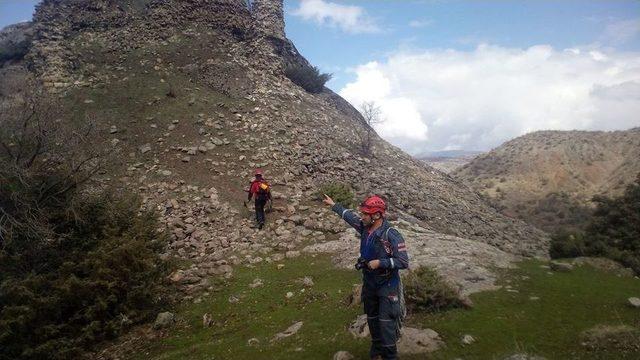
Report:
247,169,271,229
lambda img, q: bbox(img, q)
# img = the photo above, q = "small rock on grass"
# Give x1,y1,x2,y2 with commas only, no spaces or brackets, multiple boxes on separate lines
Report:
503,354,547,360
333,351,354,360
549,261,573,272
272,321,303,342
202,313,213,327
300,276,314,287
153,312,175,330
628,297,640,308
397,327,444,354
461,334,476,345
348,314,369,338
249,278,263,288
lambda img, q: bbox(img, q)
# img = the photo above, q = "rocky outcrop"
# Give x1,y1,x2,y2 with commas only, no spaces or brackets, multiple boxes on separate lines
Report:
0,22,34,64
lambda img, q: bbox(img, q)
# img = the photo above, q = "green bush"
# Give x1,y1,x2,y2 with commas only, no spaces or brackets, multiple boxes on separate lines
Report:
284,64,331,93
549,174,640,275
403,266,467,313
317,182,355,208
550,232,586,258
0,172,170,359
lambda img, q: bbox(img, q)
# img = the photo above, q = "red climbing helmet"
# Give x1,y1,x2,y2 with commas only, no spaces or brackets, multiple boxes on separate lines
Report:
254,168,263,176
359,195,386,215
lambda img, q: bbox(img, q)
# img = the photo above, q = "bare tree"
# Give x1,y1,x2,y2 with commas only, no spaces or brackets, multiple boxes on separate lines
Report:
0,75,103,247
357,101,384,156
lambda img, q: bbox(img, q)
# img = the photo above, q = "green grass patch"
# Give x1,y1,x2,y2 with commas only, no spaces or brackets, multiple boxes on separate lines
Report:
133,255,368,360
128,257,640,360
410,260,640,360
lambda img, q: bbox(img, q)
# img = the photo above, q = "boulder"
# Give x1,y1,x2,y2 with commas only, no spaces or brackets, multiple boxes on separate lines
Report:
397,327,444,354
572,257,635,277
348,314,369,338
503,355,547,360
580,324,638,351
333,351,354,360
549,261,573,272
153,312,175,330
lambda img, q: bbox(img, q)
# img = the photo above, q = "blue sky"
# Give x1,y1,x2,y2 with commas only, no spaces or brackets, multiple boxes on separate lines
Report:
283,0,640,90
2,0,640,153
0,0,40,28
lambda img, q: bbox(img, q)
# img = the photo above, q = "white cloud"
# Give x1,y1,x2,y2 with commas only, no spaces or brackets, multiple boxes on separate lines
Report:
339,44,640,154
340,62,428,149
290,0,381,34
408,19,432,28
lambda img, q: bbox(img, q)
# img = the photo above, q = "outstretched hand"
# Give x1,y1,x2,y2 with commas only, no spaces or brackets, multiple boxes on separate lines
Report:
322,194,335,207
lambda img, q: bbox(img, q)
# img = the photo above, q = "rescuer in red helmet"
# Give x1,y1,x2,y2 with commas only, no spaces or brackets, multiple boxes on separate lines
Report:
323,193,409,360
247,169,271,230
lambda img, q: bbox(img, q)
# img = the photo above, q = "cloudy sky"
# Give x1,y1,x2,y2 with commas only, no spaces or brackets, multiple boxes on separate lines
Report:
2,1,639,155
284,0,640,154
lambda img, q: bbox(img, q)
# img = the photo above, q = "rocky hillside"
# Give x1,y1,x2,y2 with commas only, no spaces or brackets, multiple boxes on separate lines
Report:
453,129,640,232
1,0,548,302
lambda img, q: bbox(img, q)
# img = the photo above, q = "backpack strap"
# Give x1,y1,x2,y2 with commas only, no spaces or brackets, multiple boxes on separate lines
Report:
383,227,391,241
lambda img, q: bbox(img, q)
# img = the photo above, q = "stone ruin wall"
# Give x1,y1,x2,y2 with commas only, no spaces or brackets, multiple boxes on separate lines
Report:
28,0,286,91
251,0,285,40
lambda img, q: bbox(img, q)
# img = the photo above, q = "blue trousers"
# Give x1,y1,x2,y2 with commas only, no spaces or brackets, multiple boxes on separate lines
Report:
254,198,267,225
362,284,402,360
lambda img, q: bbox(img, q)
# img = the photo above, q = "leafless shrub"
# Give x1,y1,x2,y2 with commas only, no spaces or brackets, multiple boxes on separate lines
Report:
356,101,384,156
0,76,104,245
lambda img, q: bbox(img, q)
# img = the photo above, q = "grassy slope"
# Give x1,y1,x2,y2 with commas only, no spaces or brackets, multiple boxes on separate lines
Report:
415,260,640,359
133,255,369,359
127,256,640,360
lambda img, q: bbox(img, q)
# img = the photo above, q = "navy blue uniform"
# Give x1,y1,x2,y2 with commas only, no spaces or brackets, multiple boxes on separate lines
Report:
332,203,409,360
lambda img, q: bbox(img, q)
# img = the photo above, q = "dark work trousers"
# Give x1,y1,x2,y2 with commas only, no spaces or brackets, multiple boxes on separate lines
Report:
254,198,267,226
363,283,401,360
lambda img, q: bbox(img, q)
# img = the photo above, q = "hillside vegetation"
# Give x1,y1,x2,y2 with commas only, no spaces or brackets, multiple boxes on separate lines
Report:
551,174,640,275
453,129,640,233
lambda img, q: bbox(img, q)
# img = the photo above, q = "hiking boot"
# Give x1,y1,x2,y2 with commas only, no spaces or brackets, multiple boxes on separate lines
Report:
258,222,264,230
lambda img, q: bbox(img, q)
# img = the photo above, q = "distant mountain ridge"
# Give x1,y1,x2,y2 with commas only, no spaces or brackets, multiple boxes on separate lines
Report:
418,150,484,159
418,150,483,173
453,128,640,232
